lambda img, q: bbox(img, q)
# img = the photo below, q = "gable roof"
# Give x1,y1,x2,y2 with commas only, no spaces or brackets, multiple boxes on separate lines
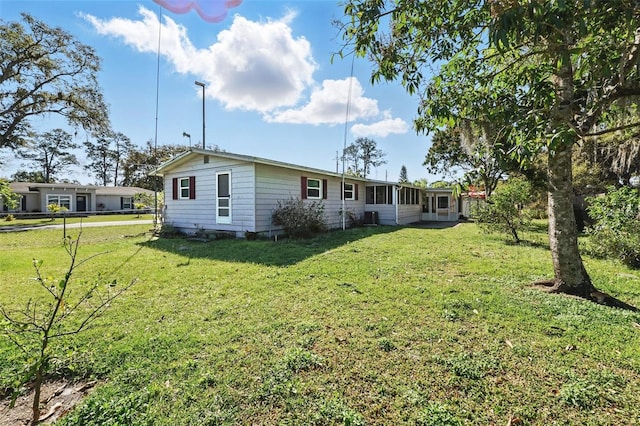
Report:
153,148,369,182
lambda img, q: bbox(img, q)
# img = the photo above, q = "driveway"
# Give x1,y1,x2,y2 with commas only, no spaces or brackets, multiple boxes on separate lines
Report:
0,220,153,233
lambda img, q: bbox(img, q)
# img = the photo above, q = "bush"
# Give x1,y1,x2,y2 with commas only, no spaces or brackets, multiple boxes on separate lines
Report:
586,186,640,268
271,197,327,238
472,177,533,243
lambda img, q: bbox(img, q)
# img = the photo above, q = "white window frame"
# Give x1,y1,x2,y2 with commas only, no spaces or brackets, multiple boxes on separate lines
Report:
179,177,191,199
216,171,232,224
46,195,72,211
122,197,133,209
343,182,355,201
306,178,322,200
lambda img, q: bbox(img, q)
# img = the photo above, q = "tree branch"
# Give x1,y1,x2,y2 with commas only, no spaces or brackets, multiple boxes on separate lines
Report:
582,121,640,137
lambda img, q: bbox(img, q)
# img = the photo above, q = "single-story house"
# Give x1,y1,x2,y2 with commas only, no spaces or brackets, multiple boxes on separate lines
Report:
1,182,154,213
154,149,459,237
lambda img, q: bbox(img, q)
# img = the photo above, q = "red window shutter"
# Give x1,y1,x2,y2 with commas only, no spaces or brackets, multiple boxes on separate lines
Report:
322,179,328,199
355,184,359,200
172,178,178,200
189,176,196,199
301,176,307,199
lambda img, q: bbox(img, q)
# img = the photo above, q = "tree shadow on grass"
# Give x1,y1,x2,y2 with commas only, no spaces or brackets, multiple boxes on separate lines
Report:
138,226,401,267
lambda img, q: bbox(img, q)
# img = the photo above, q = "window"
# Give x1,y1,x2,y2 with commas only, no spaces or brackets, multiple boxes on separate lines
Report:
343,182,357,201
301,177,327,200
46,195,71,210
216,171,231,224
366,186,375,204
376,186,387,204
307,178,321,199
172,176,196,200
365,185,393,205
121,197,133,209
399,188,420,205
437,196,449,209
179,178,190,199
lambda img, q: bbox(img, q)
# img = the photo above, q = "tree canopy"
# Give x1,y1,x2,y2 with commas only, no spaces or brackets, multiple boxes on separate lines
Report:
342,137,387,178
17,128,79,183
0,13,109,148
84,131,134,186
121,141,188,191
341,0,640,302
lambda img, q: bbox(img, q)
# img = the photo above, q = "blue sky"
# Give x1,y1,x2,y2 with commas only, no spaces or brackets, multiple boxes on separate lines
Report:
1,0,437,184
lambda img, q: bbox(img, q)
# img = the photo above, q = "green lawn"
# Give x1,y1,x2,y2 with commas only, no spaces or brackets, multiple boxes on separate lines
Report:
1,223,639,425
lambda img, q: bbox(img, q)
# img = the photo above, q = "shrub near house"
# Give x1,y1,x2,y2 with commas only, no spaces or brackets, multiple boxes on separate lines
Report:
271,197,327,238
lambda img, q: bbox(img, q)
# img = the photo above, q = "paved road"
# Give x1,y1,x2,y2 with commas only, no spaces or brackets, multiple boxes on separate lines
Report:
0,220,154,232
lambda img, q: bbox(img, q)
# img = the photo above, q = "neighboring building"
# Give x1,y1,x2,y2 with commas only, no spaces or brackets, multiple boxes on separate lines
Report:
154,149,458,237
1,182,154,213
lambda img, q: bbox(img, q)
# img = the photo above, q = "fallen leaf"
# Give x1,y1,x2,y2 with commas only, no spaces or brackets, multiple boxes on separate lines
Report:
507,416,523,426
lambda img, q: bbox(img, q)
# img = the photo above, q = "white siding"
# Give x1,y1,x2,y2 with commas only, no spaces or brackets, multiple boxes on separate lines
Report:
163,154,256,235
396,204,422,225
367,205,396,225
254,164,365,233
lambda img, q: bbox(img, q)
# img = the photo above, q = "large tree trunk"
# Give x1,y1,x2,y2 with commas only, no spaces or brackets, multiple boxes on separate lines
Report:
544,40,597,298
547,143,596,297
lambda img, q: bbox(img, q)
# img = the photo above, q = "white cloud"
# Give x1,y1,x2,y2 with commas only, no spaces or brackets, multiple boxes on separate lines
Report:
82,8,409,133
82,7,317,112
267,77,379,125
351,114,410,137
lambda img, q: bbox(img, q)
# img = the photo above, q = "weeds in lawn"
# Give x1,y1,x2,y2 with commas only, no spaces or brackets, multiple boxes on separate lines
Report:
415,401,463,426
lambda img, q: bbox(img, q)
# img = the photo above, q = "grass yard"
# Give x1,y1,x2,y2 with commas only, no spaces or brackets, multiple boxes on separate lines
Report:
0,213,154,228
1,222,639,425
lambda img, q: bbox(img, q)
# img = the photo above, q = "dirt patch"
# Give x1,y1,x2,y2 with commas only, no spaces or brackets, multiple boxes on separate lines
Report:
0,380,96,425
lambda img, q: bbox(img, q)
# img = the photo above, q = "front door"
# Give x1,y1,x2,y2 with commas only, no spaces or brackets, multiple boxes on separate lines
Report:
76,195,87,212
216,172,231,224
436,195,450,221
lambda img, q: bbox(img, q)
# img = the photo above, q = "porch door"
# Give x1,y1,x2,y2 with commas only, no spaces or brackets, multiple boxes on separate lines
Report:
76,195,87,212
436,195,450,221
216,172,231,224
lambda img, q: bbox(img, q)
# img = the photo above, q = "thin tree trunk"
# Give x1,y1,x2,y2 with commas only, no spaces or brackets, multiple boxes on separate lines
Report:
31,361,43,425
547,143,595,297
